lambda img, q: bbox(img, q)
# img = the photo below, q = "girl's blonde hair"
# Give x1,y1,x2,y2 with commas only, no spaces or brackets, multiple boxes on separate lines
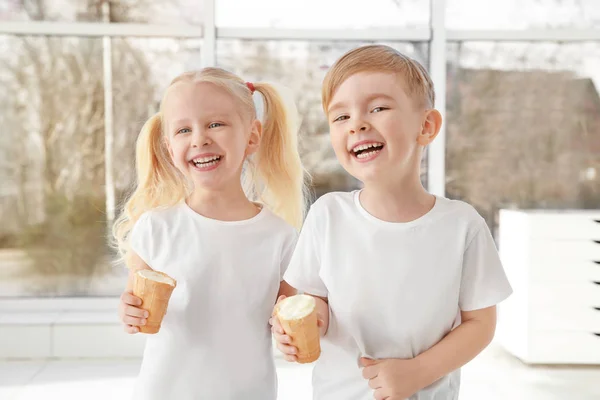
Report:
322,44,435,112
113,67,307,266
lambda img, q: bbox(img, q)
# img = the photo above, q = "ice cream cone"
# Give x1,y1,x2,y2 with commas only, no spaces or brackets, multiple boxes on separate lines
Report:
275,294,321,364
133,269,176,334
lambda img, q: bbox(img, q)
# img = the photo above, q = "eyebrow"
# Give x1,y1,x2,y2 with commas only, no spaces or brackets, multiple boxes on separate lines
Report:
171,118,192,128
170,113,232,127
327,93,397,114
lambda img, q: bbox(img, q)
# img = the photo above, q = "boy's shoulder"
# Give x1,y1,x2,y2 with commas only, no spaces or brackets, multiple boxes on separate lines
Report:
433,196,487,234
436,196,482,219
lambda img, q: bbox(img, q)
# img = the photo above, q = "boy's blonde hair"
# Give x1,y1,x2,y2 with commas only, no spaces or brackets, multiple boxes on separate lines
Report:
113,67,307,266
322,45,435,112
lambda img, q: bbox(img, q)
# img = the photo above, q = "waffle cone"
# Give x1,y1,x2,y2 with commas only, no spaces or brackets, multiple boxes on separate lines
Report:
133,270,176,334
276,298,321,364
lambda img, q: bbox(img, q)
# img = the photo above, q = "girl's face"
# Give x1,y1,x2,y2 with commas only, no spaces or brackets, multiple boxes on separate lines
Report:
163,81,261,191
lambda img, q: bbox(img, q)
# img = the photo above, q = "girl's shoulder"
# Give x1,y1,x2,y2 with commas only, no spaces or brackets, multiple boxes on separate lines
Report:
134,203,187,231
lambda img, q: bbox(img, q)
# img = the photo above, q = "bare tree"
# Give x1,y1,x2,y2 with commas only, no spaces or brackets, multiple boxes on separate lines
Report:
0,0,159,295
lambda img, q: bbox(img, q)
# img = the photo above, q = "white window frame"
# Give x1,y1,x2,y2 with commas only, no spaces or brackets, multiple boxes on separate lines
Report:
1,0,600,303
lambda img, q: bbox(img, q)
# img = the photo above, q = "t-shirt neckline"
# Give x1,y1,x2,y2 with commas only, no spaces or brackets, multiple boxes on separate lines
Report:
181,200,267,226
353,189,441,228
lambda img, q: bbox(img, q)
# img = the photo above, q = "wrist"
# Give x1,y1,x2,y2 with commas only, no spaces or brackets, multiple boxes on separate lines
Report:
414,351,439,389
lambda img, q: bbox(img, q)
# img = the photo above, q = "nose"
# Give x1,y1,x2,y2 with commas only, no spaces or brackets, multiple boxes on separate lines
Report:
349,120,370,135
191,130,212,148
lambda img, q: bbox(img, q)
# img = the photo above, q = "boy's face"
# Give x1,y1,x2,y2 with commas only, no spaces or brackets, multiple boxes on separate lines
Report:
326,71,438,186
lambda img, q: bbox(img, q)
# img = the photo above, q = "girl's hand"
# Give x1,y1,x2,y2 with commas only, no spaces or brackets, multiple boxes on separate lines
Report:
118,290,148,334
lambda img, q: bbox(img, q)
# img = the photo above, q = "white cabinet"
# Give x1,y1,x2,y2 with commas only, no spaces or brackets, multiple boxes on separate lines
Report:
497,209,600,364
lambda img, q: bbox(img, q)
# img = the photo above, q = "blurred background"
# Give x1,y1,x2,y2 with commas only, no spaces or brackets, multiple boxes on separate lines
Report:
0,0,598,399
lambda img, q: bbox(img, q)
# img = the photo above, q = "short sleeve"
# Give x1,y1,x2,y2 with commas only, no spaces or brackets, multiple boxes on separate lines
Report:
459,220,513,311
129,213,154,268
279,230,298,281
283,206,328,298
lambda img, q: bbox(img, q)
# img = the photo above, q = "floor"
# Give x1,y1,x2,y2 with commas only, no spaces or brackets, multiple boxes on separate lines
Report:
1,344,599,400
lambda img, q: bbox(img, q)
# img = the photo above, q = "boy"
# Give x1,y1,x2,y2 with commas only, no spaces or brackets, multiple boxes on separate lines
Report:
271,45,512,400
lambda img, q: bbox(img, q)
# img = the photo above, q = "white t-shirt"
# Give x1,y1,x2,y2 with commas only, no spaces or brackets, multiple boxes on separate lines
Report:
129,202,297,400
284,191,513,400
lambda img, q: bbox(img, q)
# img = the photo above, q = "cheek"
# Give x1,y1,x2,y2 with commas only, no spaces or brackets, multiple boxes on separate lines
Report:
168,141,187,164
329,127,347,153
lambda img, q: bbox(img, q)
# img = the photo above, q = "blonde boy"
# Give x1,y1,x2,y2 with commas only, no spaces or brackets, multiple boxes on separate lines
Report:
271,45,512,400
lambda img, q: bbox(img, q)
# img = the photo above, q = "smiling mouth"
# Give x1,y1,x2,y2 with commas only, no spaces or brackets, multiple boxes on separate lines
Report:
351,142,384,159
190,155,222,169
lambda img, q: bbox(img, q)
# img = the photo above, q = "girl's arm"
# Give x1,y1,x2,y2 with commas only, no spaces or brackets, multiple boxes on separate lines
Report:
312,294,330,337
277,280,297,299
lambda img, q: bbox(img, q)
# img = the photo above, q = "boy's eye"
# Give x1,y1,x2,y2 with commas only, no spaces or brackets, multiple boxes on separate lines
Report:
177,128,191,134
333,115,349,123
208,122,223,129
372,106,388,113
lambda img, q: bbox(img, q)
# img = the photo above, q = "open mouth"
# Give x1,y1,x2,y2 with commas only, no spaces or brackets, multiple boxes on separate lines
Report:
351,142,384,160
190,155,222,170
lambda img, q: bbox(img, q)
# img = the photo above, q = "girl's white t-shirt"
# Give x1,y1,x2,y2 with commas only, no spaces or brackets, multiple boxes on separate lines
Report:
129,202,297,400
284,191,513,400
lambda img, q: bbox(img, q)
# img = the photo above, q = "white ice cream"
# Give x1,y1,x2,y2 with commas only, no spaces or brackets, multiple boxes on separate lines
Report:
137,269,176,286
277,294,315,320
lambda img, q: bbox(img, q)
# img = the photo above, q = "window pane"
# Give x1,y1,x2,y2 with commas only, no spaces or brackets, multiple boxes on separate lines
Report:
0,0,202,24
216,0,429,29
446,42,600,233
0,35,123,297
447,0,600,29
217,40,429,197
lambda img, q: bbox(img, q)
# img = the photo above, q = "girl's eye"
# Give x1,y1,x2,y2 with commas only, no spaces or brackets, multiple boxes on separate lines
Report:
333,115,349,123
208,122,223,129
372,107,388,113
177,128,191,134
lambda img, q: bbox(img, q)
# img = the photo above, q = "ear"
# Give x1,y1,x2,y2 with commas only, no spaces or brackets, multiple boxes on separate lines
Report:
246,119,262,156
417,109,442,146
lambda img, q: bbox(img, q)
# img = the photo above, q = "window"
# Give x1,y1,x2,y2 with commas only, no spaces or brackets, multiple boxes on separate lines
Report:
445,42,600,233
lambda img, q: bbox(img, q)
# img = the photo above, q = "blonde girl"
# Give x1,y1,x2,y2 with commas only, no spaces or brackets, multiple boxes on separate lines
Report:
114,67,305,400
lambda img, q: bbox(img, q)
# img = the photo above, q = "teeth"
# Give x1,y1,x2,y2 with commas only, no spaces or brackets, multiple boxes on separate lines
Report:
193,160,219,168
352,143,383,153
356,150,381,159
193,155,220,163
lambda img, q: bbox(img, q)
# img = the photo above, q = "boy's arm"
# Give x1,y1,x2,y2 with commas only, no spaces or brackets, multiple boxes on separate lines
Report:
360,306,496,398
415,305,496,385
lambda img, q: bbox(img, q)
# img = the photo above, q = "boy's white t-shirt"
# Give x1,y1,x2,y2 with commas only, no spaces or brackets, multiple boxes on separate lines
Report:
129,202,297,400
284,191,513,400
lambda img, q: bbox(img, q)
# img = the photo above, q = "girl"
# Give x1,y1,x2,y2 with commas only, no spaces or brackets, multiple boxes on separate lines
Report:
113,68,305,400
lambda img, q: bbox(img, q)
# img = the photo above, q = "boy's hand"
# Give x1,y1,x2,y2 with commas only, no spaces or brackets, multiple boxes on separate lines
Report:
360,357,427,400
269,295,325,362
118,290,148,334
